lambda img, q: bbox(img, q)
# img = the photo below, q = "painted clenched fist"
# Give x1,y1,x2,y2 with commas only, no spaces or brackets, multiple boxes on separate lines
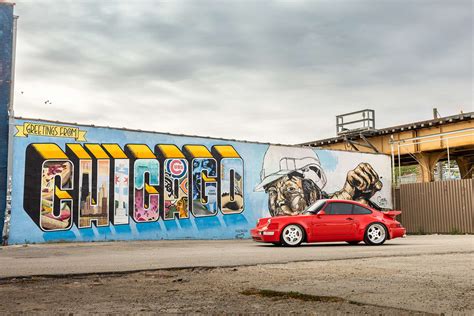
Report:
340,162,383,203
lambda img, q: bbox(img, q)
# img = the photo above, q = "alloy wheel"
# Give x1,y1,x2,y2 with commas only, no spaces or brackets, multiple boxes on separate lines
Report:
366,223,387,245
281,225,304,246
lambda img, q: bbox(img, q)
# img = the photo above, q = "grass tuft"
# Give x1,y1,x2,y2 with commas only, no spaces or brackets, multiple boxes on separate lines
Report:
241,288,344,303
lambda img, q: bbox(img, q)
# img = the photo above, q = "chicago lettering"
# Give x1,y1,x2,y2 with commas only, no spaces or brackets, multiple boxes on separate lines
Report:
23,143,244,231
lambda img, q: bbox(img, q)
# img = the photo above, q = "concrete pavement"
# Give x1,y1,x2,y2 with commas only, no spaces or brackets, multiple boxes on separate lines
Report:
0,235,472,278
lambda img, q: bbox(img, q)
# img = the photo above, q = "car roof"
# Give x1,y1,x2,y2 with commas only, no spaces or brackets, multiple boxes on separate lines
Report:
325,199,366,206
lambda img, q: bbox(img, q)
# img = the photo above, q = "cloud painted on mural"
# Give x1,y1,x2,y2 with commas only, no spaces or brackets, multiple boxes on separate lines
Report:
12,0,472,143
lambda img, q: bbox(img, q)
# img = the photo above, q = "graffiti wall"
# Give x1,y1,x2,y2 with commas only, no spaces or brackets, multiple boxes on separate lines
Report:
5,118,392,244
0,3,14,236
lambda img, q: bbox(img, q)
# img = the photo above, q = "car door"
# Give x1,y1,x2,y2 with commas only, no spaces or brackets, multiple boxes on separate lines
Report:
311,202,356,241
351,204,373,238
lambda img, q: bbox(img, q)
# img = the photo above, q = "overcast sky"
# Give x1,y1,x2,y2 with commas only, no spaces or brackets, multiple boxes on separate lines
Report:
11,0,473,144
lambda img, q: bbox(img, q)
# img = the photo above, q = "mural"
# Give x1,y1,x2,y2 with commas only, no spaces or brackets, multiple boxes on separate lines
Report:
255,146,383,217
5,119,392,244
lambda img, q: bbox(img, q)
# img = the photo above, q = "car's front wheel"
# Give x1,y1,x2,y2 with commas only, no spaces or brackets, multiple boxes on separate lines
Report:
364,223,387,245
281,224,304,247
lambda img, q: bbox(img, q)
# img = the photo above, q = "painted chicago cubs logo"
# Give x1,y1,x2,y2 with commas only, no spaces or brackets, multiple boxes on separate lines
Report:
166,159,188,178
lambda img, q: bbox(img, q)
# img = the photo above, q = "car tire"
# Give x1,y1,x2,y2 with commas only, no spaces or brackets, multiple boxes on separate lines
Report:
364,223,387,246
280,224,304,247
346,241,360,245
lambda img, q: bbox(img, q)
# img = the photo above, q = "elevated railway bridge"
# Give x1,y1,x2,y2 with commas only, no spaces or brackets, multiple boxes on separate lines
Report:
302,111,474,184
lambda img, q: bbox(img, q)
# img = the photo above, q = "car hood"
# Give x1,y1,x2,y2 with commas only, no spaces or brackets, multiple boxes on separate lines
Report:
256,215,304,226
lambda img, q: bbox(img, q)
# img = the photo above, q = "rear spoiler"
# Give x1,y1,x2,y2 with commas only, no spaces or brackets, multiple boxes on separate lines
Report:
383,210,402,219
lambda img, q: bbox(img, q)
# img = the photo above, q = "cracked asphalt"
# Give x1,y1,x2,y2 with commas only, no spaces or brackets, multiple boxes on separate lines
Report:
0,235,472,314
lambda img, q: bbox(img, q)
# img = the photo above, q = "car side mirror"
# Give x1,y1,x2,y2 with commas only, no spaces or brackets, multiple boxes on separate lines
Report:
317,210,326,215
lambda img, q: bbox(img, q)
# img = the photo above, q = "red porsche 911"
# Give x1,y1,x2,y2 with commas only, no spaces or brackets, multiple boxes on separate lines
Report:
251,199,406,247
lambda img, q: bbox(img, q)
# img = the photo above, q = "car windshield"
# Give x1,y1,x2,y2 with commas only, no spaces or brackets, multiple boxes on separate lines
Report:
303,200,327,214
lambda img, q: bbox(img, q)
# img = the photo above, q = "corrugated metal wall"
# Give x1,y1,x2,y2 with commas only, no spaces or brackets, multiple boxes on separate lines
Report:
397,179,473,234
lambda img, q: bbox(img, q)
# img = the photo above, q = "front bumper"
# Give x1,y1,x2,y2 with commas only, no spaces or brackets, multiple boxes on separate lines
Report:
250,228,280,243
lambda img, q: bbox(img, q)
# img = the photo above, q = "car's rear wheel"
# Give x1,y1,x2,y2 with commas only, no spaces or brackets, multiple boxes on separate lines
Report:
281,224,304,247
346,241,360,245
364,223,387,245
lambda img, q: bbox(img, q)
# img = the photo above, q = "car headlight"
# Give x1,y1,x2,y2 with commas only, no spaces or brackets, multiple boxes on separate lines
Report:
261,219,272,230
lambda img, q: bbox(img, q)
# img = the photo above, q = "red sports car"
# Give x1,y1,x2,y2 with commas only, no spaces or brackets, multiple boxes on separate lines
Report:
251,199,406,246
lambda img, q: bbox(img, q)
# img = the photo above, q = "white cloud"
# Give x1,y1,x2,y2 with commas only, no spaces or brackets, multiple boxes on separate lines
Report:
11,0,473,144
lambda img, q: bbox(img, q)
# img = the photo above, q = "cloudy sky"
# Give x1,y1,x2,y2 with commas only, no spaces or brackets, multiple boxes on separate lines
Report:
11,0,473,144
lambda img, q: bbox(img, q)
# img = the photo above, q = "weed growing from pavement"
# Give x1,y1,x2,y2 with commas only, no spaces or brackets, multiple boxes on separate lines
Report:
240,288,439,314
406,227,427,235
241,288,344,303
449,228,462,235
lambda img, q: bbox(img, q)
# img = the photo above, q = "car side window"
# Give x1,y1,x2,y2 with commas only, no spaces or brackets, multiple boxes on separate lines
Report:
352,205,372,215
325,202,352,215
324,203,333,214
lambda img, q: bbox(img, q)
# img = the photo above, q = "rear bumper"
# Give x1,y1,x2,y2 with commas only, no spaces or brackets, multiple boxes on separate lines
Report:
251,228,280,243
390,227,406,239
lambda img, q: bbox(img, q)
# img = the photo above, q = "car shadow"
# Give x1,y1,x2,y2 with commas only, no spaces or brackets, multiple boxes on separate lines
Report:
256,242,405,248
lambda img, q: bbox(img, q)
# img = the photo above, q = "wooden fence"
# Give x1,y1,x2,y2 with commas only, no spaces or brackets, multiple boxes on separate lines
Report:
394,179,473,234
